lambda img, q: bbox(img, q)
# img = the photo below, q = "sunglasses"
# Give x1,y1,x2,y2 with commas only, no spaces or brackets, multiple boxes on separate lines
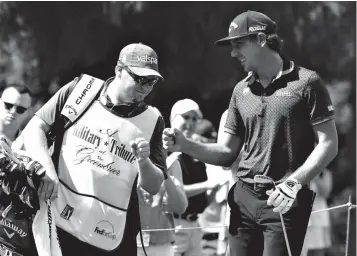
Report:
117,60,159,87
1,99,28,114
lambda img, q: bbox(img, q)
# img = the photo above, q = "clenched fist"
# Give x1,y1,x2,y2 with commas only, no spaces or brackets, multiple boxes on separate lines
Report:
130,138,150,163
162,128,186,152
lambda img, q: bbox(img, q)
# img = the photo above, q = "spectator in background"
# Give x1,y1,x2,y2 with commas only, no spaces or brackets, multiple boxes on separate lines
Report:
137,133,188,256
217,110,241,256
301,169,333,256
168,99,219,256
191,119,217,144
196,118,230,256
0,84,32,148
0,84,39,256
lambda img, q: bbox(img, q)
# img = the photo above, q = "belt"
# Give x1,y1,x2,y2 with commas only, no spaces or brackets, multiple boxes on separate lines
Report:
0,243,23,256
173,213,198,221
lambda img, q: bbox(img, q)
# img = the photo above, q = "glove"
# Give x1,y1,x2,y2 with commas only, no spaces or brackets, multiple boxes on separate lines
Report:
266,178,302,214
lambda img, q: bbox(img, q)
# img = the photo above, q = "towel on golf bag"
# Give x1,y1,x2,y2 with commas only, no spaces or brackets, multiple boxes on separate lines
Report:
32,200,62,256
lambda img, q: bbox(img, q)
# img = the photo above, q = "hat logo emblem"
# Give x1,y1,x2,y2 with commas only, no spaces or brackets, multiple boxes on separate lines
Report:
249,25,267,32
228,22,238,33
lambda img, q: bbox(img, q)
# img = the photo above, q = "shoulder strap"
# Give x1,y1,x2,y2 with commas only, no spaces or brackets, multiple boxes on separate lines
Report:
49,74,104,167
61,74,104,129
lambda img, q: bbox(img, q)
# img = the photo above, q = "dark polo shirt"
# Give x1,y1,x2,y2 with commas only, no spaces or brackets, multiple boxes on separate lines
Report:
225,60,335,184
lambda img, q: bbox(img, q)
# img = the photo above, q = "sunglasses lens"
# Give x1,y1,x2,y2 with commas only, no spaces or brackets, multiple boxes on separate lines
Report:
3,102,13,110
2,101,27,114
139,77,159,87
120,61,159,86
16,107,27,114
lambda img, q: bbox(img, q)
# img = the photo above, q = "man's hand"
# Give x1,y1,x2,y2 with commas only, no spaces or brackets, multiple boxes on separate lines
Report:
266,178,302,214
205,179,221,191
162,128,186,152
37,170,59,202
130,138,150,163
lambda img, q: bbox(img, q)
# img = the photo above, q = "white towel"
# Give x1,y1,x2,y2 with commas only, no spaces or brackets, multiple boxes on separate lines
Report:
32,200,62,256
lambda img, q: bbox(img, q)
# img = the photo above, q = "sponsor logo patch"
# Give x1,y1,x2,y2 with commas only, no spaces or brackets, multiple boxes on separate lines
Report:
229,22,238,33
285,180,297,189
0,219,27,238
60,204,74,220
243,87,250,95
4,228,14,239
64,104,78,115
94,220,116,240
249,25,267,32
133,55,157,65
275,91,294,97
75,77,95,105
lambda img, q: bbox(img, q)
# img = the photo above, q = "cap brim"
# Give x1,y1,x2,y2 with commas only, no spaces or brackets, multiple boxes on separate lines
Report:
214,34,248,46
130,67,164,81
174,109,203,119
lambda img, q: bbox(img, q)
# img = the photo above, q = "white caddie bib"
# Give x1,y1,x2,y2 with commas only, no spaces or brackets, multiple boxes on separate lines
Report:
54,76,159,250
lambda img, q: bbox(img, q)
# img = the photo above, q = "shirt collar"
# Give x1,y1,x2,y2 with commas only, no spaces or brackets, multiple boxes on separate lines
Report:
99,77,147,118
244,59,295,85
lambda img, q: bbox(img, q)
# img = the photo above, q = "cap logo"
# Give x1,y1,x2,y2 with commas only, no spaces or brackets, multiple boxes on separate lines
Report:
228,22,238,33
249,25,266,33
133,54,157,65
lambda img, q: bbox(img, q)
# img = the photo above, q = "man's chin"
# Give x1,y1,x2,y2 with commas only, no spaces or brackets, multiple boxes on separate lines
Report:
3,120,15,125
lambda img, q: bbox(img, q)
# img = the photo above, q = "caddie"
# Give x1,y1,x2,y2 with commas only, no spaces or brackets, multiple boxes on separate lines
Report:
22,43,167,256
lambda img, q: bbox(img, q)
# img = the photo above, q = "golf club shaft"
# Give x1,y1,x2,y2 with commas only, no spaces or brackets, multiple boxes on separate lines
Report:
279,212,292,256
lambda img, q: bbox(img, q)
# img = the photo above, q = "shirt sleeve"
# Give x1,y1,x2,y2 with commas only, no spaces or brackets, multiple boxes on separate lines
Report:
149,115,167,173
35,79,77,127
303,73,335,125
225,86,245,138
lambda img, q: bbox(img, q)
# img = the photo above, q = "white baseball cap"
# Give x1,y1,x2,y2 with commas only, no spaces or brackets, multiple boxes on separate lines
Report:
170,99,203,123
118,43,163,79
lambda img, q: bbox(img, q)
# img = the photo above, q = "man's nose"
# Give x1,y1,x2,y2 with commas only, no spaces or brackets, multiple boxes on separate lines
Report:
231,50,239,58
186,119,197,128
8,107,17,114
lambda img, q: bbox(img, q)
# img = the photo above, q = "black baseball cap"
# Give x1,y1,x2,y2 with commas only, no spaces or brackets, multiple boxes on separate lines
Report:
215,10,277,46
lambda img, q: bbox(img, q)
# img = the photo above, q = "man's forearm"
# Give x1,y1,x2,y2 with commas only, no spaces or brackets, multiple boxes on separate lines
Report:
290,141,338,185
182,140,237,167
165,176,188,214
138,159,164,195
23,126,57,177
184,182,208,198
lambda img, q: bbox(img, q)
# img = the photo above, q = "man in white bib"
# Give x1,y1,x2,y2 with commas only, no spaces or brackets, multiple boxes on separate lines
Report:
22,43,167,256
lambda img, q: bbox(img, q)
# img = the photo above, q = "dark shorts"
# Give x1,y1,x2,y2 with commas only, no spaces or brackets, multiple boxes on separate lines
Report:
58,228,137,256
227,179,315,256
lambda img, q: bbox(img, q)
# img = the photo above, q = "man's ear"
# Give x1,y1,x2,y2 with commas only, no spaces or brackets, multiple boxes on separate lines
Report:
257,32,267,47
115,65,122,77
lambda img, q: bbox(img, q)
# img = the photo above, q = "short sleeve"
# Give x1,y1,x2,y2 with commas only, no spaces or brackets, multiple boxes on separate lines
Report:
149,115,167,172
35,79,77,127
303,73,335,125
225,87,245,138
